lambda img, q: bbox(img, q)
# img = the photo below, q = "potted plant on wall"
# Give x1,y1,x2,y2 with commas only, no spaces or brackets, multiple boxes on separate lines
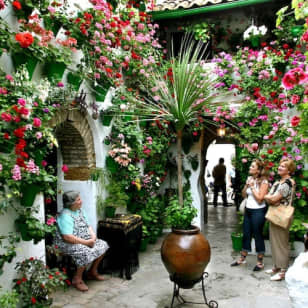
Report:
125,37,225,288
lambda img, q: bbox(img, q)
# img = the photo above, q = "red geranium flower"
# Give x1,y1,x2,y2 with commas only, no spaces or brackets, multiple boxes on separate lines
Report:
15,32,34,48
12,0,22,10
267,149,273,154
31,297,36,304
290,116,301,127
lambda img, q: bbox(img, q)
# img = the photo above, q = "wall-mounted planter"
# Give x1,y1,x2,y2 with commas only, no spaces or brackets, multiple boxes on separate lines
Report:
291,25,304,37
20,184,41,207
105,156,118,174
15,217,32,241
12,53,38,79
67,72,82,91
101,113,113,126
95,86,109,102
44,62,66,82
250,36,260,48
43,16,61,35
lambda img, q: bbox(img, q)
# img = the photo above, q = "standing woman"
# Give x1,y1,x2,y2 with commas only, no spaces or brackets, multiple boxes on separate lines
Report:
231,159,269,271
55,191,109,291
264,158,296,281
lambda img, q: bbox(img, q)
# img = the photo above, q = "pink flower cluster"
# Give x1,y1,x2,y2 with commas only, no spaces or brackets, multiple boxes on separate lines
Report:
108,143,132,166
26,159,40,175
282,67,308,90
11,165,22,181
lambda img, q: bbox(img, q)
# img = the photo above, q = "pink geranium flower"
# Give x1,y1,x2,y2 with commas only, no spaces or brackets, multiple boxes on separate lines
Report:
282,67,308,90
33,118,42,127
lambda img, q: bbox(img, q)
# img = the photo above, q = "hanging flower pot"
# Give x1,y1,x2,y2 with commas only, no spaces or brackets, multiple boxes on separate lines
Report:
15,217,32,241
94,86,109,102
105,206,116,218
191,160,199,171
11,53,38,79
100,111,113,126
20,184,41,207
182,133,194,154
67,72,82,91
44,62,66,82
43,16,62,35
291,25,304,37
250,36,260,48
105,156,118,174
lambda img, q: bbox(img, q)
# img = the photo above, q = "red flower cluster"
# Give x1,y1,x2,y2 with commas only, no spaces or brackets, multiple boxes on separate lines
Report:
12,0,22,10
290,116,301,127
15,32,34,48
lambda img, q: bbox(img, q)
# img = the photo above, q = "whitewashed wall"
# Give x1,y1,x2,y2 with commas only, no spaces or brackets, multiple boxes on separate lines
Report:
0,0,105,291
0,195,45,291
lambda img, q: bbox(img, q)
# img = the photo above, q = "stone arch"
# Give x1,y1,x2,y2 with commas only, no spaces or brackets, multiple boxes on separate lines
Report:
49,109,96,180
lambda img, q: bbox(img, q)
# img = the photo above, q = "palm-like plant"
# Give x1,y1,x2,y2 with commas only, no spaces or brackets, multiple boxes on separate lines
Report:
127,38,224,206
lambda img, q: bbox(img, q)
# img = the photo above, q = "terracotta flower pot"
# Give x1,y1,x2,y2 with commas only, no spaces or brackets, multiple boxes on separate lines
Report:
161,226,211,289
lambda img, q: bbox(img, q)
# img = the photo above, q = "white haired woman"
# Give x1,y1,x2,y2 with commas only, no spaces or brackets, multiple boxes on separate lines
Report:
54,191,109,291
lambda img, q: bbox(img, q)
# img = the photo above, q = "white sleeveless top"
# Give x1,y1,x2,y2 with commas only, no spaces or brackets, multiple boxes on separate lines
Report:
246,179,268,209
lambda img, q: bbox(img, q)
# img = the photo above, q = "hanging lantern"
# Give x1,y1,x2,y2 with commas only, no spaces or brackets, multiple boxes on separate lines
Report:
217,127,226,137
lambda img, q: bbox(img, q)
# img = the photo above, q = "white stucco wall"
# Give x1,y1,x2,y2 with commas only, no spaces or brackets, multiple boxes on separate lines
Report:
0,194,45,291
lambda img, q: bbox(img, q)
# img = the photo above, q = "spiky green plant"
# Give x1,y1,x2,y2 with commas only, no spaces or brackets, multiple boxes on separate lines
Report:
127,37,225,206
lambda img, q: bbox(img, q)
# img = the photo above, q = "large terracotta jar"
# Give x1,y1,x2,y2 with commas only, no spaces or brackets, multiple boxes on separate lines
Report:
161,225,211,289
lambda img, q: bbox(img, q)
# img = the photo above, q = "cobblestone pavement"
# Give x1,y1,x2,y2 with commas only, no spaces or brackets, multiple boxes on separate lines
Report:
52,205,292,308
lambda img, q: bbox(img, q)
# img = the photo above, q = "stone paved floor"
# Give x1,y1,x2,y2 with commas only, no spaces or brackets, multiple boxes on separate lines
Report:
52,205,292,308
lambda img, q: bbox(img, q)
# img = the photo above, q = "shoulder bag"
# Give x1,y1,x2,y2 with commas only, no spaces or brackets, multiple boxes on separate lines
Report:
265,180,295,229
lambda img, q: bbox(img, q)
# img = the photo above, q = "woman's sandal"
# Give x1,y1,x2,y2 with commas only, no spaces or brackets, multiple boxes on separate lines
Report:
265,268,281,275
231,255,247,267
72,280,89,292
253,262,264,272
270,271,286,281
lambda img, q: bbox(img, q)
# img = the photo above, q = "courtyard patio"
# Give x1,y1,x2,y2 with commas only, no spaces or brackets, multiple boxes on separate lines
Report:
52,205,292,308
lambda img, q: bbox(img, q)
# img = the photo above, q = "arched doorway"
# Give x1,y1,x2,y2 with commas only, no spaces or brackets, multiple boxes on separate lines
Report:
47,109,97,221
198,126,237,224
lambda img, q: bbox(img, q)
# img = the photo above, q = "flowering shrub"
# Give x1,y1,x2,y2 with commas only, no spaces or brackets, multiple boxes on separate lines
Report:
2,13,76,66
13,258,68,307
58,1,163,90
0,69,58,205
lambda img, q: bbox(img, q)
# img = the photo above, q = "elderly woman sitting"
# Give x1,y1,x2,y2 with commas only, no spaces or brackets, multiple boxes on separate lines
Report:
54,191,109,292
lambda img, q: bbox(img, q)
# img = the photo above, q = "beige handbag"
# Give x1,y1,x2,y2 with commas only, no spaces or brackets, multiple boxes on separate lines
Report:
265,181,295,229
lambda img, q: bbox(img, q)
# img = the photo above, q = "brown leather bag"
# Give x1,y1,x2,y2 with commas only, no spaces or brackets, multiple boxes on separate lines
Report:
265,180,295,229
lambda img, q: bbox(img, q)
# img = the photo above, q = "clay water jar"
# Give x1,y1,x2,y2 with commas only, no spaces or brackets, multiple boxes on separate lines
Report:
161,225,211,289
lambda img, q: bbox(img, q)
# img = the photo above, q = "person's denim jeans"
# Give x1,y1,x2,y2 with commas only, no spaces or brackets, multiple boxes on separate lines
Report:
242,207,266,254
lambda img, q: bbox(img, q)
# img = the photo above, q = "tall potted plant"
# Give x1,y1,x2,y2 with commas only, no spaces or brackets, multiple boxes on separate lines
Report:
125,38,224,288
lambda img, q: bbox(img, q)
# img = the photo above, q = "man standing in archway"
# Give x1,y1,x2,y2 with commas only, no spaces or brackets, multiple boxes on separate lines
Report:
212,158,228,207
